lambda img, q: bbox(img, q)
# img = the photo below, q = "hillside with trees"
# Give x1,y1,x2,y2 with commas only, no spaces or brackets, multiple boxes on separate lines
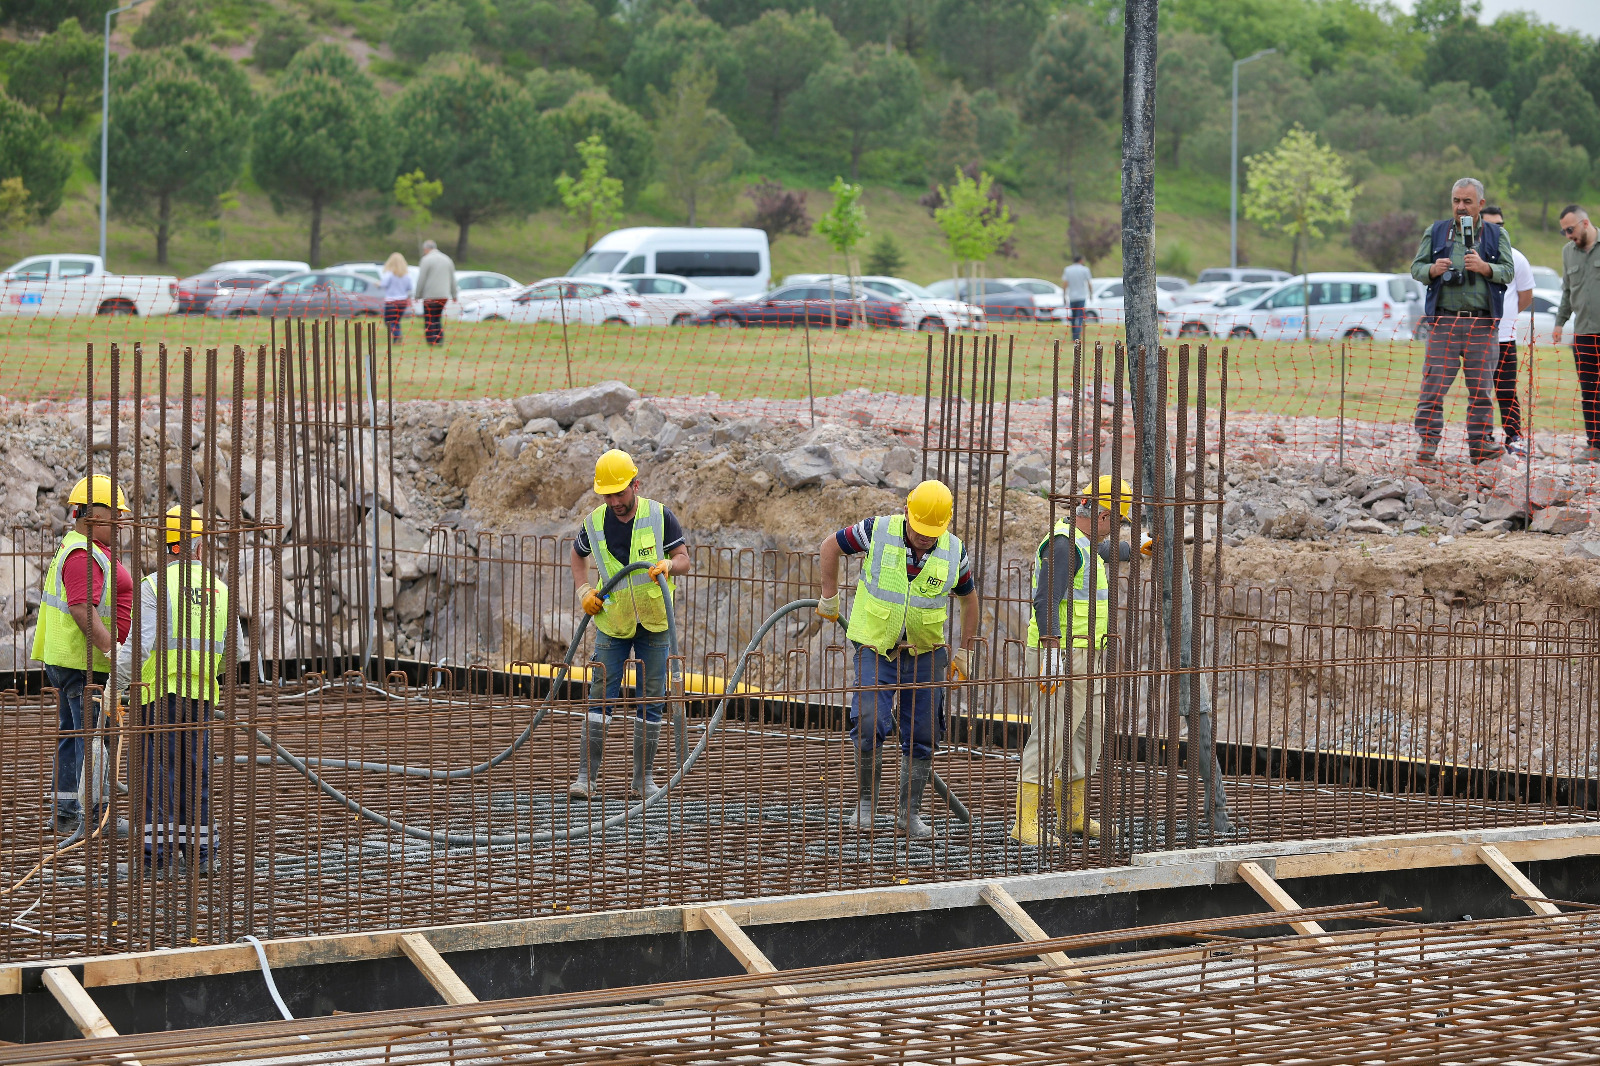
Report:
0,0,1596,279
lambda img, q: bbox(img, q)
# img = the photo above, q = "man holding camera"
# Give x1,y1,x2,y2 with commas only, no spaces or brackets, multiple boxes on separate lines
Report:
1553,205,1600,462
1410,177,1515,464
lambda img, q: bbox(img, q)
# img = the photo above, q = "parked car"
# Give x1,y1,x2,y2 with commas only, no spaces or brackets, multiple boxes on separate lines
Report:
1195,267,1292,285
458,277,649,326
997,278,1066,321
204,270,386,318
616,273,731,325
209,259,310,279
455,270,520,304
1155,275,1191,293
786,274,984,331
1087,277,1181,325
686,282,901,329
1167,280,1241,307
1202,273,1413,341
923,278,1038,322
572,227,771,296
173,270,276,314
0,254,177,317
1530,265,1560,291
325,261,422,287
1165,283,1276,337
1509,290,1571,347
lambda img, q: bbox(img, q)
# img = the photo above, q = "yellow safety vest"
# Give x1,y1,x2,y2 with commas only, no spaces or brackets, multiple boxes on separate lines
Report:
1026,522,1109,649
140,561,230,704
845,515,962,657
586,499,674,639
32,531,115,672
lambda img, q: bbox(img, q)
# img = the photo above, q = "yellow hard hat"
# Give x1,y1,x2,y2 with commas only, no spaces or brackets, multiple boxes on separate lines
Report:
906,480,954,537
67,474,129,513
593,449,639,495
1085,475,1133,520
164,505,204,544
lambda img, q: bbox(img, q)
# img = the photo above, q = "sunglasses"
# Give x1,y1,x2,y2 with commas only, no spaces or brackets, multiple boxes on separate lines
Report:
1563,223,1583,235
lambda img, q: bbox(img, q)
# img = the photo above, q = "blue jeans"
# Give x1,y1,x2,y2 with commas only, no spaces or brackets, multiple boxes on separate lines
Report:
587,628,669,724
850,644,947,760
47,664,103,818
141,695,215,863
1069,300,1087,342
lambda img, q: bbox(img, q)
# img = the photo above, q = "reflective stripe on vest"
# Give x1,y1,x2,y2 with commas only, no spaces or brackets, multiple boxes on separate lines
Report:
31,531,115,671
845,514,961,657
587,499,674,639
1027,522,1110,649
140,561,229,704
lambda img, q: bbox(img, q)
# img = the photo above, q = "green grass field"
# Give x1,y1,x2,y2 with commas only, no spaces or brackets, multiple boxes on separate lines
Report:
3,315,1589,436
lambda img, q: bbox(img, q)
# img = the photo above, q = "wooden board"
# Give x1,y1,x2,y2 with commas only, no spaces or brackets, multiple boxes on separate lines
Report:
978,883,1083,977
1476,844,1565,919
695,907,800,1001
1237,862,1333,944
41,968,119,1040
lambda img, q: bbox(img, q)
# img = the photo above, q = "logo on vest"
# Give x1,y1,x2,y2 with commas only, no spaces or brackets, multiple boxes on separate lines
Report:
185,586,215,610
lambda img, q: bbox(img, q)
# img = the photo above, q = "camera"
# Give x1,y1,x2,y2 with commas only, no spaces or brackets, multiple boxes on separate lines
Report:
1440,214,1475,286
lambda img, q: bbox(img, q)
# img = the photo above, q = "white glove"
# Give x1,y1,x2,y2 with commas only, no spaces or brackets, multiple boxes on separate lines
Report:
816,592,841,622
1040,646,1067,677
949,646,972,681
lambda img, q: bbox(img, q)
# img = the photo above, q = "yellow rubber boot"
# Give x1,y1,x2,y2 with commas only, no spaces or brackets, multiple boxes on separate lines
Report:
1058,779,1101,839
1008,782,1048,846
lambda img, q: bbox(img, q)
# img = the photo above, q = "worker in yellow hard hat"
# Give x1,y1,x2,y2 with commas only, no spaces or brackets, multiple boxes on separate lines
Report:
816,479,980,841
117,507,242,876
1009,474,1131,847
567,449,691,801
32,474,133,835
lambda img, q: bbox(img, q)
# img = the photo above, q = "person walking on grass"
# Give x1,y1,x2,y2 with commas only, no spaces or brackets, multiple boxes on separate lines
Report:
381,253,412,344
1553,205,1600,462
415,239,458,347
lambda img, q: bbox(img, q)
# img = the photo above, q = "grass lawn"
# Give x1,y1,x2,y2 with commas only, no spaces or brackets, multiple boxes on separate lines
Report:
2,315,1590,437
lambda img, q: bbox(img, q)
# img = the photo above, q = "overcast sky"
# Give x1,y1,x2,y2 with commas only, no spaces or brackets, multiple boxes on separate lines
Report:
1392,0,1600,38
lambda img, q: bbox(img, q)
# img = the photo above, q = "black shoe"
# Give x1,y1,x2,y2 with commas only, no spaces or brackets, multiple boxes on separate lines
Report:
1469,442,1505,464
50,811,81,835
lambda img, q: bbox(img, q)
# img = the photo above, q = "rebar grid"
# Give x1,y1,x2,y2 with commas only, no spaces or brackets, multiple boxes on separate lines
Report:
7,909,1600,1065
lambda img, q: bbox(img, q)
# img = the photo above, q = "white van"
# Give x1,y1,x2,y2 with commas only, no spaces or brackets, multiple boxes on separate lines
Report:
570,227,770,296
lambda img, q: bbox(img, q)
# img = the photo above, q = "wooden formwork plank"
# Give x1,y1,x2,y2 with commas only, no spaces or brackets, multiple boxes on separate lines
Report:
1476,845,1566,920
42,968,119,1040
978,883,1084,977
1238,862,1334,944
399,933,507,1038
694,906,801,1001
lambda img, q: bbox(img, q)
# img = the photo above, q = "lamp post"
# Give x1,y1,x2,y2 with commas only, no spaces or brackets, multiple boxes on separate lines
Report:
100,0,147,265
1230,48,1275,269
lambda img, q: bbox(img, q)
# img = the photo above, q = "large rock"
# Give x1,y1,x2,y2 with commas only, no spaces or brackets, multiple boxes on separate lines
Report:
373,511,436,580
1369,498,1406,522
1530,506,1591,535
513,382,639,428
763,445,834,489
438,416,496,487
1494,467,1573,511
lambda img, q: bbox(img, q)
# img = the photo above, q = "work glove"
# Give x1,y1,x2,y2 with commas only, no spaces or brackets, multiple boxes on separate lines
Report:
815,592,840,622
1037,646,1067,693
99,681,118,723
578,584,606,617
1140,535,1154,557
647,560,673,581
948,646,972,681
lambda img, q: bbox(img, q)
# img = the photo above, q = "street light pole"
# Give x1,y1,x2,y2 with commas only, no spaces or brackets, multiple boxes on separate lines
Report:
100,0,146,265
1230,48,1276,269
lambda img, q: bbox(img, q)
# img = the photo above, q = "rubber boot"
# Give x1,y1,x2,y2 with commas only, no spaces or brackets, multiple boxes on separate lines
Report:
1058,778,1101,839
1008,782,1052,846
897,757,933,841
568,719,607,799
843,746,882,830
630,720,663,799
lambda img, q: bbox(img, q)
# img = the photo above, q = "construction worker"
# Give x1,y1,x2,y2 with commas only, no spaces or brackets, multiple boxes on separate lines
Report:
817,480,979,841
1009,475,1128,846
31,475,133,835
116,508,240,874
567,450,691,800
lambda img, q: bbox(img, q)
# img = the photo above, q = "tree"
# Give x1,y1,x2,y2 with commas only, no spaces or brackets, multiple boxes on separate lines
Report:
932,86,982,178
0,91,71,221
730,8,843,140
8,18,99,124
253,9,314,72
619,9,743,111
932,168,1013,282
525,67,595,111
648,63,750,226
1350,210,1419,271
394,57,557,263
390,2,473,64
919,160,1016,257
545,91,653,207
1019,10,1119,241
794,44,921,179
131,0,211,49
0,177,30,233
817,176,868,300
1243,125,1356,335
743,179,811,242
1521,67,1600,156
0,0,114,33
866,233,906,276
556,134,623,254
1068,216,1118,270
500,0,596,67
93,46,252,265
1155,32,1228,168
929,0,1048,89
252,43,394,267
1511,130,1590,230
394,170,443,248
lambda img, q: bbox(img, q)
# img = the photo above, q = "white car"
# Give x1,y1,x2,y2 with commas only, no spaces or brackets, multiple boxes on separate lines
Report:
1167,280,1243,307
620,273,731,326
458,277,647,326
1203,273,1414,341
791,274,984,331
209,258,309,279
1087,277,1181,325
1,254,177,317
1165,283,1276,337
997,277,1066,321
1505,290,1569,347
455,270,520,304
1530,265,1560,292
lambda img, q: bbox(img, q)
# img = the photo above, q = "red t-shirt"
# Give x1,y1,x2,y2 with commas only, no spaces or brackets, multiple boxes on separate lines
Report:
60,542,133,643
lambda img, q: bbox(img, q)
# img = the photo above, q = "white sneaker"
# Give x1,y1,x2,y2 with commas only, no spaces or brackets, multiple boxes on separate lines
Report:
1504,438,1526,457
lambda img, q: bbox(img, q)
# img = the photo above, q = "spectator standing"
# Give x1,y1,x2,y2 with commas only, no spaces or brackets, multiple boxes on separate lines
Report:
1410,177,1514,464
1061,255,1092,343
1480,206,1535,456
380,252,412,344
1553,205,1600,462
414,239,458,347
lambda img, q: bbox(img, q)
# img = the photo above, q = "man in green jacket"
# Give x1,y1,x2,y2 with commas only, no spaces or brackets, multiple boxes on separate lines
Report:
1553,205,1600,461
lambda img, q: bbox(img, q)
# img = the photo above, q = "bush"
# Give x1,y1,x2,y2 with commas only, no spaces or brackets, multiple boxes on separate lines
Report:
254,10,314,72
390,2,473,65
743,179,811,242
131,0,212,50
1349,210,1419,272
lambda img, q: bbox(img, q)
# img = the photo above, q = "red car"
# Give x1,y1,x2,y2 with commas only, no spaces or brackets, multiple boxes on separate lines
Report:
689,283,904,328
